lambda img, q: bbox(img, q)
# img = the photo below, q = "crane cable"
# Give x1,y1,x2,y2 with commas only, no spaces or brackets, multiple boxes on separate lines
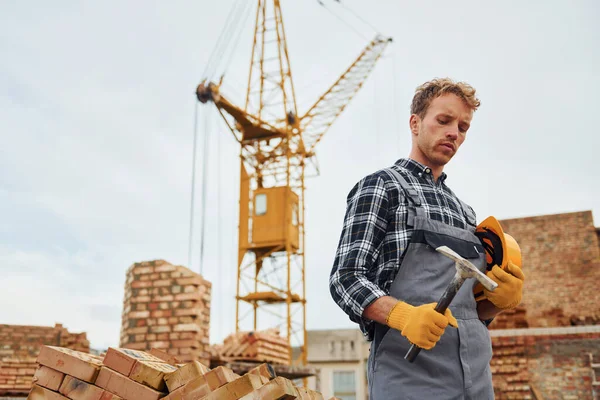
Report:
216,112,223,339
337,1,380,34
188,102,199,269
316,0,381,41
221,0,254,78
187,100,212,274
202,0,248,81
202,0,243,79
198,108,211,275
317,1,369,41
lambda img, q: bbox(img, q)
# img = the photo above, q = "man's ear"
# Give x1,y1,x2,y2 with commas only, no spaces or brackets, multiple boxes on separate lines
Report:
409,114,420,136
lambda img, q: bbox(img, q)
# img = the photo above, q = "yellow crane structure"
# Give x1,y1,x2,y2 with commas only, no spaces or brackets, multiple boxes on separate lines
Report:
196,0,391,365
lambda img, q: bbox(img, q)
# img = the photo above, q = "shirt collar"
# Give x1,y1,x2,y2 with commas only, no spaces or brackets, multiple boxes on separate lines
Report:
394,158,448,183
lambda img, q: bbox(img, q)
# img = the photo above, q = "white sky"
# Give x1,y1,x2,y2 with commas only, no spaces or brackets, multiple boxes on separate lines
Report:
1,1,598,351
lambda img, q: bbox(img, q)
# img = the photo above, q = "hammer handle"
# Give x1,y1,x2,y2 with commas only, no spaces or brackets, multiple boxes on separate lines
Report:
404,278,460,363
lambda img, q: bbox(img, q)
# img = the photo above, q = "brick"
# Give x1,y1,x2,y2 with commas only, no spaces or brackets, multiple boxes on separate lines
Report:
170,340,196,348
246,363,276,381
203,374,265,400
127,311,150,319
161,387,183,400
155,264,176,273
95,367,165,400
36,346,102,383
149,348,180,366
130,281,152,289
102,347,164,377
99,392,123,400
164,361,210,392
174,293,201,302
59,375,104,400
129,360,177,391
295,386,324,400
176,277,204,286
120,342,146,350
150,326,171,334
32,365,65,391
202,366,239,392
27,384,70,400
173,324,200,333
238,377,299,400
176,366,238,399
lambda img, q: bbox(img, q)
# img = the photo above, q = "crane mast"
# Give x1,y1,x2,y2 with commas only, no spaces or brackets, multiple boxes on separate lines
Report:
197,0,391,365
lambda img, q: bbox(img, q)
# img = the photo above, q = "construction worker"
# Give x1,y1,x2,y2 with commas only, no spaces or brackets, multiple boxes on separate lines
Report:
329,78,525,399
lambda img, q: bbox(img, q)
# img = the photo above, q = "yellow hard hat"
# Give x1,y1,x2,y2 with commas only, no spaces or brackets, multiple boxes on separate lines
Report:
473,216,522,301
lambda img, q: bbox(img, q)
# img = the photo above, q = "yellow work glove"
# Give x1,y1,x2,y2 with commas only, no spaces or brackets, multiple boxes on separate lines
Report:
483,262,525,310
386,301,458,350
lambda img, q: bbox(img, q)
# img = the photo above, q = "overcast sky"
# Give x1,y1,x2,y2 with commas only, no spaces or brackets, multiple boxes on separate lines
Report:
1,1,598,351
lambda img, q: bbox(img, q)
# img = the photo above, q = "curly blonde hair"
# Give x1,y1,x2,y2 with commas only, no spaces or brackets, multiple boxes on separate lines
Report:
410,78,480,118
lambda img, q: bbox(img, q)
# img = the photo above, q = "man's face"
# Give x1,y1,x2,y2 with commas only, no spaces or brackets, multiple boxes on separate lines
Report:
410,93,473,168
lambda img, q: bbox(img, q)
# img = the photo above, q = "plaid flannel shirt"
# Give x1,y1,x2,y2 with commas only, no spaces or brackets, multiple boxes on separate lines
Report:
329,158,477,341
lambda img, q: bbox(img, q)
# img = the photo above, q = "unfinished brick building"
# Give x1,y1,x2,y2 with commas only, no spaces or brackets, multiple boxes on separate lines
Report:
490,210,600,399
119,259,211,367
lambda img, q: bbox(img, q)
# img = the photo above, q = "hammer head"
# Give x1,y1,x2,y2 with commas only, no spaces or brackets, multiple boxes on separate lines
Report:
436,246,498,291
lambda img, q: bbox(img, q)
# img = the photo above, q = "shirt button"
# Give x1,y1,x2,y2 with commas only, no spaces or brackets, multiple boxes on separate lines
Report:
425,168,431,174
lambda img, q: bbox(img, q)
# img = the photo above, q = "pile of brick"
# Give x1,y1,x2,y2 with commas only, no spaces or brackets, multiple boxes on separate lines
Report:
0,323,89,360
0,323,90,397
489,306,529,330
120,260,211,366
26,345,337,400
210,329,291,366
0,358,37,396
490,336,530,399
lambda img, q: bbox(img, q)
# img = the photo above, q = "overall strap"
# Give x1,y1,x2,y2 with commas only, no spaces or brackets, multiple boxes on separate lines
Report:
384,167,425,220
457,197,477,229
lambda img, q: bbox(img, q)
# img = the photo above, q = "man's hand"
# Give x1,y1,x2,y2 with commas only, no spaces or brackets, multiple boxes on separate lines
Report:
386,301,457,350
483,262,525,310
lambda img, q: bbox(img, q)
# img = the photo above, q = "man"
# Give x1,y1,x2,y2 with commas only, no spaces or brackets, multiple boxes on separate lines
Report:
329,78,525,399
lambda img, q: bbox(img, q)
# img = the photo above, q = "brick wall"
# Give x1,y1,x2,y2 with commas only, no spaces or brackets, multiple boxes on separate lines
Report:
498,211,600,328
119,259,211,366
491,327,600,399
0,323,88,396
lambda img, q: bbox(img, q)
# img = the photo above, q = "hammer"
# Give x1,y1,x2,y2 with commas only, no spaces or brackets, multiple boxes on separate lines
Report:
404,245,498,363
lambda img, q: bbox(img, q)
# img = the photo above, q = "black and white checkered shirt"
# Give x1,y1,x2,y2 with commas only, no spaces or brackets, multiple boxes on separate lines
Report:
329,158,477,341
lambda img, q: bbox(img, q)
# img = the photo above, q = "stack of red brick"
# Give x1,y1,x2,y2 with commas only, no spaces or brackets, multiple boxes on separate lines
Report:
488,306,529,330
0,323,89,396
26,345,338,400
0,358,37,395
120,260,211,366
0,323,89,360
490,336,530,399
210,329,291,366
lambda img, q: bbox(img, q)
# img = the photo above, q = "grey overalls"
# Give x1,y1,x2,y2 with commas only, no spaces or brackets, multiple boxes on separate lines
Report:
367,170,494,399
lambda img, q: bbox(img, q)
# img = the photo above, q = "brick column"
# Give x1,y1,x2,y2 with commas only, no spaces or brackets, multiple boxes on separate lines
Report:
119,260,211,366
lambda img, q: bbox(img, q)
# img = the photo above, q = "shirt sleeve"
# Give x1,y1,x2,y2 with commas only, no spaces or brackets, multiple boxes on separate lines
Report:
329,174,390,325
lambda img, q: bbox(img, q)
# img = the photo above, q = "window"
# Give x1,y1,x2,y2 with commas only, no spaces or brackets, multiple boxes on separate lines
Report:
255,193,267,216
292,203,298,226
333,370,356,400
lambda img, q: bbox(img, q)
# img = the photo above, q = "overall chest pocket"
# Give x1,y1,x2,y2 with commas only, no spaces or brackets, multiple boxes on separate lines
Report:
415,229,483,260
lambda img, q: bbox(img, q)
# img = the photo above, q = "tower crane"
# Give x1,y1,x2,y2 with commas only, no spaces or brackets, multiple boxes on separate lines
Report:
196,0,391,365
